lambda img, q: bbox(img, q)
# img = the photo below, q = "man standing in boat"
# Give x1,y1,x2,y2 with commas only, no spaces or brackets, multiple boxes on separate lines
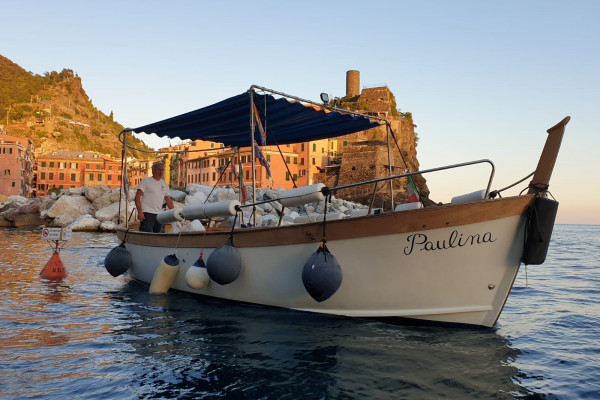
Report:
135,161,174,232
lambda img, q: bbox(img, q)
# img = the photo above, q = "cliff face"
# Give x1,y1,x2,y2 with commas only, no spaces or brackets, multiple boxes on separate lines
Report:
323,85,428,209
0,54,151,158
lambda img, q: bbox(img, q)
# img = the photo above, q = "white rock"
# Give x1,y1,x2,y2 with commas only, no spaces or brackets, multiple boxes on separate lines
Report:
187,184,213,197
93,187,126,211
5,195,27,204
68,214,101,231
84,184,110,202
68,187,85,196
47,196,93,219
169,189,186,202
185,191,207,206
54,214,75,227
100,221,116,232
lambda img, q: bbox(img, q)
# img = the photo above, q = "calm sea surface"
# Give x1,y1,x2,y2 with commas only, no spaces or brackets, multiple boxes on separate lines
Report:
0,225,598,399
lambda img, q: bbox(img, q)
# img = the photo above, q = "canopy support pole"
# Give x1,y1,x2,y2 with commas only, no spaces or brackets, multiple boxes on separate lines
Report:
386,122,394,210
250,90,257,227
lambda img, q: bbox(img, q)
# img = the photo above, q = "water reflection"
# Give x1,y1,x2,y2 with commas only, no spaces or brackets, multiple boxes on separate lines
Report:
110,281,534,399
0,229,547,399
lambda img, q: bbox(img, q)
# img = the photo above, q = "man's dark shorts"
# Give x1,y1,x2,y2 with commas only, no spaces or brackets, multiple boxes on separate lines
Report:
139,213,162,233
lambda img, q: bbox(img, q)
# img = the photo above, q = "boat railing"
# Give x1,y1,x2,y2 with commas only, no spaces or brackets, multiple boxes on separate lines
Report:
328,159,496,212
234,159,495,219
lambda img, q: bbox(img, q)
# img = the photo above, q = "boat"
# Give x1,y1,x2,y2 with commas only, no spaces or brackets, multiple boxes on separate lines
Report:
108,85,568,328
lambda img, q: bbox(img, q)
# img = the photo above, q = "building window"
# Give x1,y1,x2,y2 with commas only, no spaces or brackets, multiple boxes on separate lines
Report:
108,166,112,170
60,162,66,169
267,154,271,162
49,173,54,180
59,173,64,180
321,148,324,153
301,143,305,151
300,158,304,165
312,143,316,152
118,175,121,181
343,141,348,146
286,156,290,163
89,173,94,181
12,182,15,187
96,164,101,169
86,164,90,169
212,172,216,181
245,170,249,180
108,175,112,181
98,174,102,181
50,162,55,167
41,172,46,179
286,172,290,181
293,173,297,181
294,157,298,164
42,161,46,167
71,173,76,181
312,158,315,165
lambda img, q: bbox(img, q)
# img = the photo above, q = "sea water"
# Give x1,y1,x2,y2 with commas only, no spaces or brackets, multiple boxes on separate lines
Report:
0,225,598,399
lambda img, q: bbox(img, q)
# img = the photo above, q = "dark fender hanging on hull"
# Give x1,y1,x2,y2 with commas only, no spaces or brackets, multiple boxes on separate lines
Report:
522,197,559,265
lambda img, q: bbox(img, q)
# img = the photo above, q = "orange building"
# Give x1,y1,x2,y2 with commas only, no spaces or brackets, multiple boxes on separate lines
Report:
36,151,122,196
184,145,299,190
0,133,35,197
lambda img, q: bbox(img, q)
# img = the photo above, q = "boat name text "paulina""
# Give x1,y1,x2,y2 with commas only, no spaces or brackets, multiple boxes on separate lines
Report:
403,229,496,255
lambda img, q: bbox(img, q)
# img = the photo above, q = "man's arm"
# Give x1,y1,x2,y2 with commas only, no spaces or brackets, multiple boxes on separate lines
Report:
165,195,174,210
135,189,145,221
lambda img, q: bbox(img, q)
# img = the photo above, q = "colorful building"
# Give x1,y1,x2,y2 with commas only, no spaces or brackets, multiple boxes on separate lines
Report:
36,151,122,196
0,134,35,197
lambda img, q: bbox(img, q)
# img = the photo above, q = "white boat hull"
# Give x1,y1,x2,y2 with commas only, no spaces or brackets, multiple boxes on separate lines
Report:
123,198,528,327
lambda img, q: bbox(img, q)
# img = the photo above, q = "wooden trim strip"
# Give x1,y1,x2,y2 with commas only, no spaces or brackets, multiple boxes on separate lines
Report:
117,195,533,248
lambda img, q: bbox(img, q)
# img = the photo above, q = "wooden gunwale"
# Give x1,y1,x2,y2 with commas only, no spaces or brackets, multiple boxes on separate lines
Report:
117,194,533,249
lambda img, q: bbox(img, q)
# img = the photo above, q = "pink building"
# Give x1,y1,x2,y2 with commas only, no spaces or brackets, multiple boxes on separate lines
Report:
0,134,35,197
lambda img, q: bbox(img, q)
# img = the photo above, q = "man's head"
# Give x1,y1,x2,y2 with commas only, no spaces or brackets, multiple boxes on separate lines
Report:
151,162,166,180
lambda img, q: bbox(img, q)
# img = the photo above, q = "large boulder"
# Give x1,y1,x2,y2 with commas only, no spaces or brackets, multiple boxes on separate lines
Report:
184,191,207,206
84,184,110,202
92,187,127,211
1,203,40,221
13,213,43,228
5,195,27,204
100,221,116,232
47,195,93,220
0,215,12,227
95,201,136,223
68,214,101,231
169,189,186,202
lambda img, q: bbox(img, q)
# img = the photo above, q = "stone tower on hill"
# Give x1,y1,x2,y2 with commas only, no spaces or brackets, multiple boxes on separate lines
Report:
317,71,428,209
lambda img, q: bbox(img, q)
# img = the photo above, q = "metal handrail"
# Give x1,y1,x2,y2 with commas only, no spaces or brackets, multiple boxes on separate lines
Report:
327,159,496,210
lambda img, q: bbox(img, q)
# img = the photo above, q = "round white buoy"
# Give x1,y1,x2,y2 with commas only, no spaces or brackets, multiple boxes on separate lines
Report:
149,254,180,294
104,243,132,277
185,256,210,289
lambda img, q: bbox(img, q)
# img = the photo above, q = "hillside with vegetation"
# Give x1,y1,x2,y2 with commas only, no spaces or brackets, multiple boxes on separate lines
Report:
0,54,152,158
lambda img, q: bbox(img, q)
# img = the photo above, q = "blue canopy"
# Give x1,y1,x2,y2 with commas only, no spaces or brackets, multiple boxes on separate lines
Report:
127,92,380,147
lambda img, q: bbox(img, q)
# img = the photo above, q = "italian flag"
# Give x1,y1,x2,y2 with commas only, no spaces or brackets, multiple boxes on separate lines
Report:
407,176,420,203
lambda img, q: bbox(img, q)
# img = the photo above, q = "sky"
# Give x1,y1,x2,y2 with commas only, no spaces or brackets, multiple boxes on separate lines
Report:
2,0,598,224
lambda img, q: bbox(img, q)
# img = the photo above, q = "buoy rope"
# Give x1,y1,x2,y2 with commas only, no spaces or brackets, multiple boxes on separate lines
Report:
321,193,331,242
228,212,239,246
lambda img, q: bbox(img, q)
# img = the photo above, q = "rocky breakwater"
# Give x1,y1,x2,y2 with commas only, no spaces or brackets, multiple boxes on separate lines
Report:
0,184,370,232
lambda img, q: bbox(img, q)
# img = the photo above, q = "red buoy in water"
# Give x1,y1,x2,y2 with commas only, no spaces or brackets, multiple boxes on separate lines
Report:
40,252,68,279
